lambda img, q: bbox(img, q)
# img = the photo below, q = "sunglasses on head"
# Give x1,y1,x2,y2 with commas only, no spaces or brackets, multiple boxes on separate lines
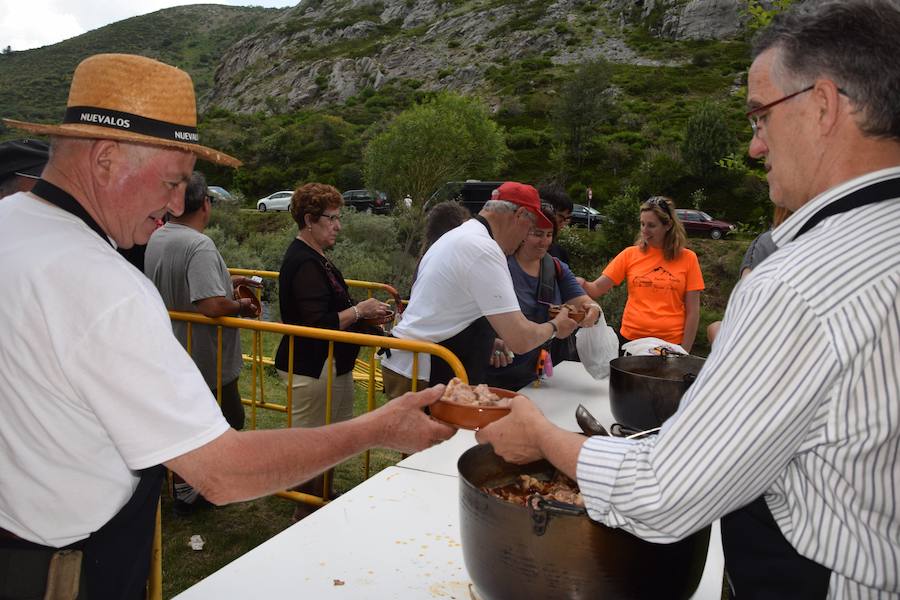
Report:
647,197,671,212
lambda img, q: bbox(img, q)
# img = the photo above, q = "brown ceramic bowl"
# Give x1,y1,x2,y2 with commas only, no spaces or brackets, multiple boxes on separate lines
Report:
235,284,261,314
547,304,586,323
430,387,518,430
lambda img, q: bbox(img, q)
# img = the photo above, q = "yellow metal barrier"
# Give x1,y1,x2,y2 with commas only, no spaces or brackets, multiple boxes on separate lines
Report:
229,268,402,397
153,275,457,599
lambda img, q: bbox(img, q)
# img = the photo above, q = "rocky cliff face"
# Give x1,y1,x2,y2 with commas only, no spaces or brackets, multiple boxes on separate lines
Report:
204,0,746,114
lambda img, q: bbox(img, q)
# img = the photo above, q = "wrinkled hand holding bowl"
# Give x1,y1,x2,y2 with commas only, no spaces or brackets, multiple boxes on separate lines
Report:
362,309,394,326
235,284,261,314
430,387,517,430
547,304,586,323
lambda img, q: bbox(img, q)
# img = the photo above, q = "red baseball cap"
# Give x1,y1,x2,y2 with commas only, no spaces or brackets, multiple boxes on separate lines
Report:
491,182,553,229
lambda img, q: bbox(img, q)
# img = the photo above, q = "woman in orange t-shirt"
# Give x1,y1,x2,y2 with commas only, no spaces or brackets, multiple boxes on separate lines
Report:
581,196,704,352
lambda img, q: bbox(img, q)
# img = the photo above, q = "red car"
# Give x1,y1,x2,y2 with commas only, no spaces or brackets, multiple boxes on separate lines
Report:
675,209,735,240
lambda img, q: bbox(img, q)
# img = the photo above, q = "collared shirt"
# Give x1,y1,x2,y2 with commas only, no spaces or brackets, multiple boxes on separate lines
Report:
577,167,900,598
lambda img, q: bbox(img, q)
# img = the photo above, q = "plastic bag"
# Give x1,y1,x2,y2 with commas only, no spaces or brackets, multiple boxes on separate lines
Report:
575,312,620,379
621,337,687,356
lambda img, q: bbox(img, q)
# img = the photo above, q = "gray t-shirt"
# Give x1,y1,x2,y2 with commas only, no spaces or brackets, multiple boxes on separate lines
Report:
739,230,778,274
144,223,242,388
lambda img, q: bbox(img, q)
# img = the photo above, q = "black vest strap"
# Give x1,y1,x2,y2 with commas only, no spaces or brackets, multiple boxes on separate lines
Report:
31,179,112,247
793,177,900,240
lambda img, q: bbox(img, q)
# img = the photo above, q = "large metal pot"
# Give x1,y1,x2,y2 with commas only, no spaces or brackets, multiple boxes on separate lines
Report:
609,354,705,432
458,444,709,600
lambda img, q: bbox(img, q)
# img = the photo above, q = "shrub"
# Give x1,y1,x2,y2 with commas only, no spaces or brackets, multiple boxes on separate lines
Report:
600,186,640,253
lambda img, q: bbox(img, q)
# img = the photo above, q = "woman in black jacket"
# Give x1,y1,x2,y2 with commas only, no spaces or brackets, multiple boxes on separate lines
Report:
275,183,391,501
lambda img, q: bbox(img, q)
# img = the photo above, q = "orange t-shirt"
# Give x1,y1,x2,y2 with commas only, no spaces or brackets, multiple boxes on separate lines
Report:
602,245,704,344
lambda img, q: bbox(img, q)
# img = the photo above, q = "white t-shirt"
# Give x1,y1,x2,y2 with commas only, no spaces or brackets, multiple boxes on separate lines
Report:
0,193,229,547
382,218,520,379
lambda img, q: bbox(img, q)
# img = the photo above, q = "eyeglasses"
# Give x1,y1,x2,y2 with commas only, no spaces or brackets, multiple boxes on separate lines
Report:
320,212,341,223
746,85,814,137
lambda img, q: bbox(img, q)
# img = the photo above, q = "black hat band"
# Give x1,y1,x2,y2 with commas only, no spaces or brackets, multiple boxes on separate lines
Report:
63,106,199,143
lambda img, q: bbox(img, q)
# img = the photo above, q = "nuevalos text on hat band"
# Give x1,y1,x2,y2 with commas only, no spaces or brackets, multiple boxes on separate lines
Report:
64,106,199,143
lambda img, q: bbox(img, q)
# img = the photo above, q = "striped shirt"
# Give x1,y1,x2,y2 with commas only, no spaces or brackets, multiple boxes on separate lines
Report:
577,167,900,598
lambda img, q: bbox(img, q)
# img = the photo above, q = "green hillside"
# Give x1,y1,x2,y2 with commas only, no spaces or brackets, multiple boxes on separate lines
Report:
0,4,280,124
0,1,772,229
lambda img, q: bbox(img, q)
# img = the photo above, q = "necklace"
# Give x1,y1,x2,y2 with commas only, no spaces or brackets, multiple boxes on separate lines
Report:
297,232,324,256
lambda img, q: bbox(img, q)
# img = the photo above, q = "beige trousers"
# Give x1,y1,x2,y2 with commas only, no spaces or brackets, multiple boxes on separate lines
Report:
278,363,355,428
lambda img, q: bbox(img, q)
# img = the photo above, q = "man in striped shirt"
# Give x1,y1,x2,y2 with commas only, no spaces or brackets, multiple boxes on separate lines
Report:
477,2,900,598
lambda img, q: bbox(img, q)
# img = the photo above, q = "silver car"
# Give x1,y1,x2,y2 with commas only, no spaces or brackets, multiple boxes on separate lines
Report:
256,190,293,212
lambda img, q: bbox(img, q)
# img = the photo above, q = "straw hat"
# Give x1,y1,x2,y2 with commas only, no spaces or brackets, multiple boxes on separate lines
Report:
2,53,241,168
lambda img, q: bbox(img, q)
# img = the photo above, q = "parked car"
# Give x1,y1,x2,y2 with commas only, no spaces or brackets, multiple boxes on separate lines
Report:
570,203,604,230
675,209,735,239
424,180,505,214
341,189,391,214
256,190,293,212
207,185,237,205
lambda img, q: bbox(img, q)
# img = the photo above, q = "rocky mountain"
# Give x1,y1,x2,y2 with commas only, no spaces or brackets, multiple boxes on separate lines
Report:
0,0,756,126
204,0,749,114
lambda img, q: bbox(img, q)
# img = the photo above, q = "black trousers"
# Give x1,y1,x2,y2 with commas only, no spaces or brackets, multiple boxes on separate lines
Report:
722,496,830,599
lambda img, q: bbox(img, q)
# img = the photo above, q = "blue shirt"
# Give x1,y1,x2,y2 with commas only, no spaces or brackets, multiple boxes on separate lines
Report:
504,255,584,368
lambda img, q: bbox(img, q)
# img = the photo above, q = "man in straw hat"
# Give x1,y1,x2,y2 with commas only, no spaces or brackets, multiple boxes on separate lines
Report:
478,1,900,597
0,53,454,599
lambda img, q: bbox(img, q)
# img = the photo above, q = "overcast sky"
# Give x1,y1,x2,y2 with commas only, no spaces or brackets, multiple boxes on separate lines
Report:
0,0,298,51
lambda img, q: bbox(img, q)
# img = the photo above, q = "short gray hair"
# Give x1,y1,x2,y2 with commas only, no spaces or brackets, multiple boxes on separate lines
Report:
752,0,900,140
482,200,518,214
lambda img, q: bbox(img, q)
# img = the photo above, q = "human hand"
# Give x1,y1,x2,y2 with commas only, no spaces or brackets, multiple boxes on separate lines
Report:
374,385,457,453
237,297,260,318
232,275,263,289
552,308,579,339
489,338,514,368
580,302,602,328
475,395,550,464
357,297,392,322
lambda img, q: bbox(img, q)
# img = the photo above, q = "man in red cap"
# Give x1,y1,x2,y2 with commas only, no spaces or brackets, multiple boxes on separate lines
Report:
382,181,585,395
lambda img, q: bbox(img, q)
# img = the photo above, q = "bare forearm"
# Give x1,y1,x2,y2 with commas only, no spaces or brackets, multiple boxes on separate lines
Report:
506,320,557,354
166,387,455,504
168,416,386,504
681,292,700,353
195,296,241,318
582,275,614,299
536,424,587,480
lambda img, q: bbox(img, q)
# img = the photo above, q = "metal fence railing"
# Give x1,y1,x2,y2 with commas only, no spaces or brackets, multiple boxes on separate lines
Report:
148,285,464,600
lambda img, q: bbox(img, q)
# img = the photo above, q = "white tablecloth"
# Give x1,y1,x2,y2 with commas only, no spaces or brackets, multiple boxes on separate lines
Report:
175,362,724,599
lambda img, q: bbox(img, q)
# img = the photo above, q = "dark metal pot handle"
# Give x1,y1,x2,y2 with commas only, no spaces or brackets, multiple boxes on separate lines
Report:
527,495,586,536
